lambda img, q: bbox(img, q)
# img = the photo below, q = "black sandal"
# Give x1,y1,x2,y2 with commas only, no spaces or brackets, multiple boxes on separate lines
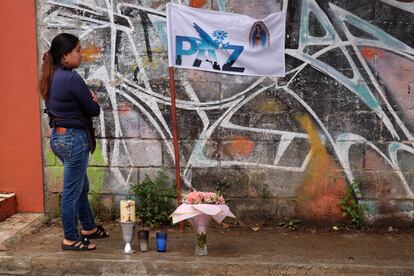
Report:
82,225,110,239
62,237,96,251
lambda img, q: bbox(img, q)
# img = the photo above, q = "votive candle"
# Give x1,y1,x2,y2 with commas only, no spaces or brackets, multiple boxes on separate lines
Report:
120,199,136,222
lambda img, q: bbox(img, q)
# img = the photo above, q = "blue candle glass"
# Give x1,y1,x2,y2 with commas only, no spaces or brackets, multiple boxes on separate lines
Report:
156,231,168,252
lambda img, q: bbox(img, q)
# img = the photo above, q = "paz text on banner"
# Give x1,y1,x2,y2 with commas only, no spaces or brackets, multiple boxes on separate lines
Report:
166,3,286,77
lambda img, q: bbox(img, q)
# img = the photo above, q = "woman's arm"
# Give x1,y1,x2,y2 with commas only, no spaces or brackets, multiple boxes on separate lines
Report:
69,72,100,117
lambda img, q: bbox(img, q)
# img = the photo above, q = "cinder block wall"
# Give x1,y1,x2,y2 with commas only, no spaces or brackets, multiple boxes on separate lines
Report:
37,0,414,225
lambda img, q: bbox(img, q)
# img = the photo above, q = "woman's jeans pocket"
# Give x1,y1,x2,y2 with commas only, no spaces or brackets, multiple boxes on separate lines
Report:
51,129,73,160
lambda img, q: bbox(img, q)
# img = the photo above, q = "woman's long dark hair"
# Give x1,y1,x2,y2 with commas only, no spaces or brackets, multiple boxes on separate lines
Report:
39,33,79,101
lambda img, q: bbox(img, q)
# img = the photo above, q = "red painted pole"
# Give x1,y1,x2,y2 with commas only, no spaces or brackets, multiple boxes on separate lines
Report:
168,66,184,232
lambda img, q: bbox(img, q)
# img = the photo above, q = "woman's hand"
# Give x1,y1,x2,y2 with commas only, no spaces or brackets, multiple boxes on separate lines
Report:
90,91,98,102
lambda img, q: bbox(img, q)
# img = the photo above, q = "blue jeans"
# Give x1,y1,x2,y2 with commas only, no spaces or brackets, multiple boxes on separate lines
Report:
50,128,96,241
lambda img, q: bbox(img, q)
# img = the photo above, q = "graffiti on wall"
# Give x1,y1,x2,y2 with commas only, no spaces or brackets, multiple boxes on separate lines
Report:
39,0,414,220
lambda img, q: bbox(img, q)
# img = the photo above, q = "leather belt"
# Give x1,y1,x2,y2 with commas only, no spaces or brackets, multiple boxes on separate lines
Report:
55,127,67,134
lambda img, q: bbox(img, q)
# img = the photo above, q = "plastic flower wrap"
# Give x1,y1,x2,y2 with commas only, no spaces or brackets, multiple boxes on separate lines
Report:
171,190,235,256
171,190,235,224
183,191,225,205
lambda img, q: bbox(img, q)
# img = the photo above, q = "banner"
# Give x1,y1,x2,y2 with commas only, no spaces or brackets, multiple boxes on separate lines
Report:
166,3,286,77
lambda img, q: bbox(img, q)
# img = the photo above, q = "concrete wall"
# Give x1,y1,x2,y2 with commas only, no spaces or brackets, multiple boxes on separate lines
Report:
0,0,44,213
37,0,414,225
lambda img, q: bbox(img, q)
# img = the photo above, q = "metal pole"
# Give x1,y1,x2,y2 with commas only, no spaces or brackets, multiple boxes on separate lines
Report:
168,66,184,232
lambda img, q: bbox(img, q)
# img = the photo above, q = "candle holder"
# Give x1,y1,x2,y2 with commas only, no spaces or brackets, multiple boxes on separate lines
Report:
137,230,149,252
156,231,168,252
119,220,136,253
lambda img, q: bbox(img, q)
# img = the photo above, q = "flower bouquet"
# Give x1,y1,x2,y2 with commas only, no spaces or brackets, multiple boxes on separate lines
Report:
170,191,235,255
183,191,225,205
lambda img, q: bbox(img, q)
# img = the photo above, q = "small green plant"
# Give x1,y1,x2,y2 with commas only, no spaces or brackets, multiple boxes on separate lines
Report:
89,192,116,221
215,178,231,203
278,217,301,230
89,192,102,221
260,184,271,199
40,213,59,226
339,178,367,228
130,169,177,228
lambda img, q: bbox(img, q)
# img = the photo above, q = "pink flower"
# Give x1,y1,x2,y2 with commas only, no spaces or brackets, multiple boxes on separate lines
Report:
183,191,225,205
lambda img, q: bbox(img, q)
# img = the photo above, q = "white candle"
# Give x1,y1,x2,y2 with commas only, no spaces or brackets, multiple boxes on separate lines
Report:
120,200,136,222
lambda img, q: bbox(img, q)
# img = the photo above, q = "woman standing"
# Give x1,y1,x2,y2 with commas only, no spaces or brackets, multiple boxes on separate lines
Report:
40,33,109,251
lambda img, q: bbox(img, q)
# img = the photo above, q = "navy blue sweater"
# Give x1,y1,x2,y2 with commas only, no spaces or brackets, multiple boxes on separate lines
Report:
46,67,100,129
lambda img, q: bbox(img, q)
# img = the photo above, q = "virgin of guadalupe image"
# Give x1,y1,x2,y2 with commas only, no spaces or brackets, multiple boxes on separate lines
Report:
249,21,270,48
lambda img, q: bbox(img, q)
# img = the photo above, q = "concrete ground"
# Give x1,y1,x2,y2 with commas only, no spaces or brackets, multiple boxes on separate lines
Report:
0,213,43,251
1,214,414,275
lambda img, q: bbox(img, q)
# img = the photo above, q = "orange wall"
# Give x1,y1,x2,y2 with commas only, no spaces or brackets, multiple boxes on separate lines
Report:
0,0,44,212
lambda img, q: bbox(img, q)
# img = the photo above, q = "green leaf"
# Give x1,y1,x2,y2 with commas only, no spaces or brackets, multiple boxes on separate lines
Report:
130,168,176,229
